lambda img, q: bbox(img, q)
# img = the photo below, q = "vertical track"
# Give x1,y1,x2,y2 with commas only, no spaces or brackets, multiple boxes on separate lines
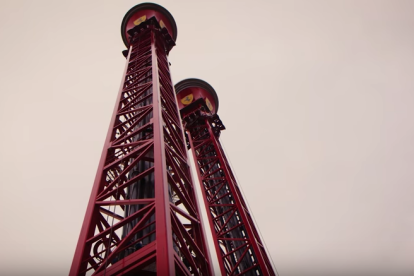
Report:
70,19,212,276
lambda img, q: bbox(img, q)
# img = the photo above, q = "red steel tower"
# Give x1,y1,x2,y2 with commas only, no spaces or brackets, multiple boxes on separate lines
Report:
70,4,213,276
175,79,276,276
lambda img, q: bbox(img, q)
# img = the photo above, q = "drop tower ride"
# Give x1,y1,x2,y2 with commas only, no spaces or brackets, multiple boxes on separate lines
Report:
70,3,212,276
175,79,276,276
70,3,276,276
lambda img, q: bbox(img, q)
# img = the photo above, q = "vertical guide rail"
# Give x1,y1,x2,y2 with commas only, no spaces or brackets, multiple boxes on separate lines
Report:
150,26,175,276
70,19,212,276
184,112,276,276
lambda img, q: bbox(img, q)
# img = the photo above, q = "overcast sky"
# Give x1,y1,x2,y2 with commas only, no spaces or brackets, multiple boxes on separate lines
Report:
0,0,414,275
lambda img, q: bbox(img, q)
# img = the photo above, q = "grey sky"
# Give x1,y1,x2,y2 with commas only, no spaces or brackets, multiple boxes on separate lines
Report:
0,0,413,275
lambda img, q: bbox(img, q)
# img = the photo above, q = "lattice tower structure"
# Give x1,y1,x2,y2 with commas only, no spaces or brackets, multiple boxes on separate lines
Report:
175,79,276,276
70,4,213,276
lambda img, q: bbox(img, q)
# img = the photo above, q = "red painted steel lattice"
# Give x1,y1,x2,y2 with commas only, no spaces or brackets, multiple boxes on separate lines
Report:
70,20,212,276
182,108,276,276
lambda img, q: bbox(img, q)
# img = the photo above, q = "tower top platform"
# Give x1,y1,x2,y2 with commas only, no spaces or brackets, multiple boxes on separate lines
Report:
121,2,177,47
175,78,219,115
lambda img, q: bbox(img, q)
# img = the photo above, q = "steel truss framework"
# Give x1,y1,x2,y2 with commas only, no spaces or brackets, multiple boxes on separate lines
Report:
182,108,276,276
70,20,212,276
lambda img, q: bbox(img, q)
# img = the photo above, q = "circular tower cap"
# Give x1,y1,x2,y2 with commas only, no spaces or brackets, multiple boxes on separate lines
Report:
175,78,219,114
121,2,177,47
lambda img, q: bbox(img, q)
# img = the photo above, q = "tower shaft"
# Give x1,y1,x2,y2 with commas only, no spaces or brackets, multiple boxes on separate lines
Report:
183,109,276,276
70,20,212,276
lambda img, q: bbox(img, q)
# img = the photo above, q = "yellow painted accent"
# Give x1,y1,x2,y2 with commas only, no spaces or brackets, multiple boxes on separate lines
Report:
133,15,146,26
181,94,194,105
206,98,213,111
160,20,166,28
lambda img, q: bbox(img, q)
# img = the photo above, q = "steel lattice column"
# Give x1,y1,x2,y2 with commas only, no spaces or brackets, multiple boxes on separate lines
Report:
175,79,276,276
70,5,212,276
